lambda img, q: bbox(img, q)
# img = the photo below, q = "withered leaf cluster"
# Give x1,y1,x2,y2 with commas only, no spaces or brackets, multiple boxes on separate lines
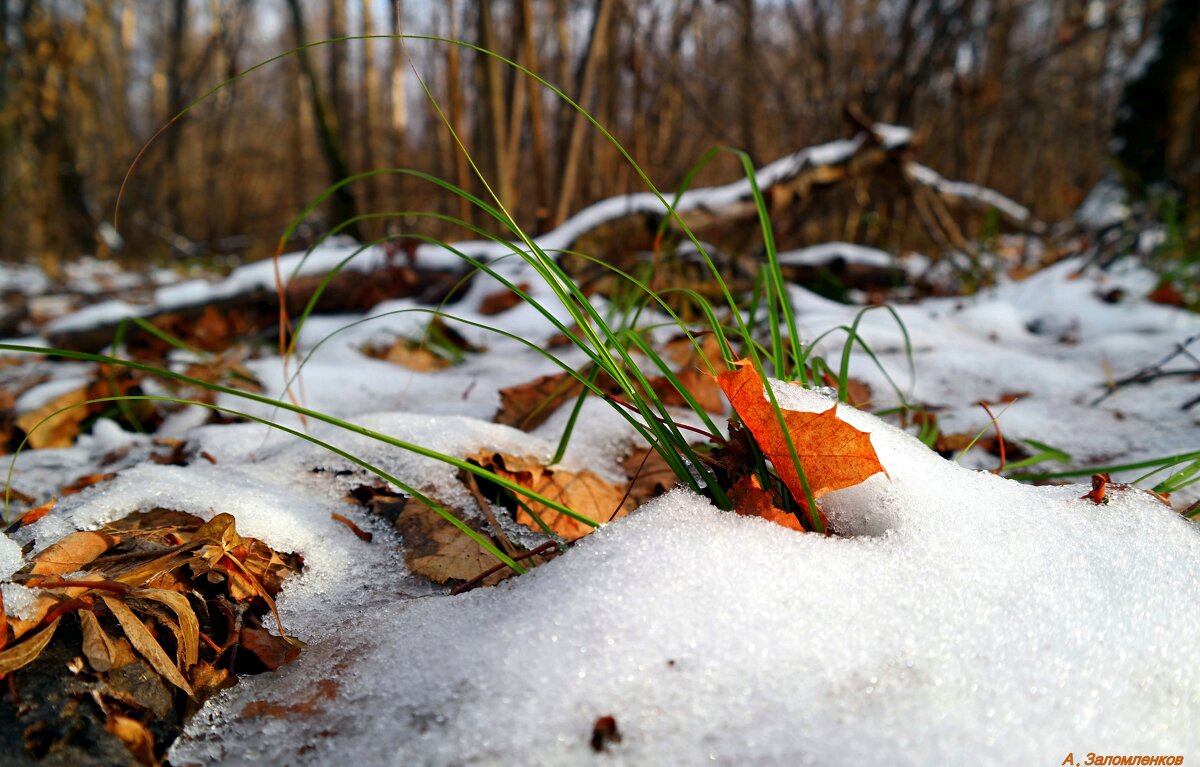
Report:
0,509,302,766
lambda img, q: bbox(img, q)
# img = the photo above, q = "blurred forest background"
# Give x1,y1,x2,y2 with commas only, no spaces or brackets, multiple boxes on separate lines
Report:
0,0,1197,273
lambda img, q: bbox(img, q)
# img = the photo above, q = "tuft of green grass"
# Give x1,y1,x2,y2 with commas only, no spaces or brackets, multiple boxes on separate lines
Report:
6,34,927,579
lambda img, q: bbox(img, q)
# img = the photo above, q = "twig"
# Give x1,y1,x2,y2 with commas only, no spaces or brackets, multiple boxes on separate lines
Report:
978,401,1006,474
1092,333,1199,405
450,540,560,596
613,446,656,520
462,471,519,559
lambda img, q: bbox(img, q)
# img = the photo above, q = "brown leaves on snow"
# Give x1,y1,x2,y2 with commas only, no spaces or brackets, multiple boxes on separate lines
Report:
0,508,303,765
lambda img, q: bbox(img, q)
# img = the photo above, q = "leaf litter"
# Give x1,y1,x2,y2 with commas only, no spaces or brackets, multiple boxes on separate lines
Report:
0,210,1197,764
0,507,302,765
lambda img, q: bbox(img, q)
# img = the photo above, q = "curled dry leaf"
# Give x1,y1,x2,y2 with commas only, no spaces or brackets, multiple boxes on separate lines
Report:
14,496,56,528
468,451,632,541
134,588,199,669
0,617,61,676
239,626,303,671
80,608,123,673
101,594,195,698
105,714,157,767
14,385,89,449
717,360,886,520
331,512,373,542
30,530,119,578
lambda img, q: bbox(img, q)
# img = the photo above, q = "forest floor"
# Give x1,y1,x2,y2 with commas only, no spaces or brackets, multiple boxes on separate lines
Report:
0,176,1198,765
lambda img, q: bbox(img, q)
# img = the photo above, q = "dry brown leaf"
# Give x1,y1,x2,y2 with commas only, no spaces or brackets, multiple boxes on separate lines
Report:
61,472,117,495
30,530,119,578
0,617,61,676
365,338,452,371
478,282,530,315
101,594,195,698
717,360,886,520
105,713,157,767
395,497,503,584
181,346,263,394
16,496,56,527
234,539,301,597
469,451,631,541
241,678,339,719
239,626,303,671
621,448,679,507
545,323,586,349
15,385,89,449
80,608,122,672
495,371,586,431
652,335,727,414
134,588,199,669
193,514,289,636
331,512,373,542
190,660,234,699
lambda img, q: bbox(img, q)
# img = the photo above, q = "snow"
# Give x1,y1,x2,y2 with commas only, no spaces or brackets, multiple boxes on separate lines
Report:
0,540,25,582
776,242,895,268
42,299,146,335
0,262,51,295
908,163,1035,225
1,238,1189,763
13,372,92,413
1077,173,1132,230
159,391,1199,766
1,130,1197,763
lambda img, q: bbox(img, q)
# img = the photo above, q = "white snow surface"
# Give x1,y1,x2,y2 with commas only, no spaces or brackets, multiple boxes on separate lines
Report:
908,163,1035,225
776,241,895,268
2,136,1198,762
150,387,1197,766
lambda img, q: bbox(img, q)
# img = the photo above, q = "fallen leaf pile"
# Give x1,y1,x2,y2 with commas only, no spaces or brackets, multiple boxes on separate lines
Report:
0,509,303,765
716,360,886,531
346,446,654,591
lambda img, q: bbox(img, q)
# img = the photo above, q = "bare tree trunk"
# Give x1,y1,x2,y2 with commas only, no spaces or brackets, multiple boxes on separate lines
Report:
477,0,514,209
554,0,615,225
163,0,187,231
518,0,550,229
390,0,408,205
327,0,351,164
285,0,362,241
445,0,472,226
739,0,757,162
361,0,380,232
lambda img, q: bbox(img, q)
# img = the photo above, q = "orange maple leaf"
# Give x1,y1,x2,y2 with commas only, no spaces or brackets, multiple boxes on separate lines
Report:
729,475,807,532
717,361,885,517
